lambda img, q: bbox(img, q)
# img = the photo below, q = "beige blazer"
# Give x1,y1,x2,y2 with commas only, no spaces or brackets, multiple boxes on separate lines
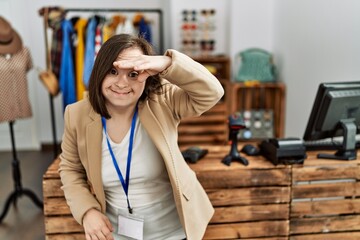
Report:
59,49,224,240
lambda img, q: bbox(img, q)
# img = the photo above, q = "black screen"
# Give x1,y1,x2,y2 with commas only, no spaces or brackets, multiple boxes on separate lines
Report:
304,81,360,141
303,81,360,160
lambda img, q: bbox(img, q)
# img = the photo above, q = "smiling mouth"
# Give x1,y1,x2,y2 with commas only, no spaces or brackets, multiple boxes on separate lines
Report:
110,87,132,95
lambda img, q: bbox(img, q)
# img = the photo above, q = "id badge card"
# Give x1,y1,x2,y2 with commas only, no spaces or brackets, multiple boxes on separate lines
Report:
117,213,144,240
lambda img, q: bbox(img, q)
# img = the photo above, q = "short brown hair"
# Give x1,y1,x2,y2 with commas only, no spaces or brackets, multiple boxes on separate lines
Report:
88,34,163,119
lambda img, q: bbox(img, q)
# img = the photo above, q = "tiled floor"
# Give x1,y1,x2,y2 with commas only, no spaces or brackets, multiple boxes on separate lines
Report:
0,150,55,240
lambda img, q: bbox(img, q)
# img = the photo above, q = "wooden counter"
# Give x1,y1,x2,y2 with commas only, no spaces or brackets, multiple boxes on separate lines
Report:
43,146,360,239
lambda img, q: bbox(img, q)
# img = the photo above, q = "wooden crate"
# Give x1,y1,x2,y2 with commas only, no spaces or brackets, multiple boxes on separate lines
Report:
230,82,286,138
177,56,231,147
43,158,85,240
192,55,231,82
178,80,230,147
289,151,360,239
189,145,291,239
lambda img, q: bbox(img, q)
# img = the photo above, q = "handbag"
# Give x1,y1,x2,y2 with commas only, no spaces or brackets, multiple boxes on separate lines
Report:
39,7,59,96
236,48,276,82
39,69,59,96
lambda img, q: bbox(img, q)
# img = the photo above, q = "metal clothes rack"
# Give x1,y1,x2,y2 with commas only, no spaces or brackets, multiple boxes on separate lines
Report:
65,8,164,53
40,8,164,159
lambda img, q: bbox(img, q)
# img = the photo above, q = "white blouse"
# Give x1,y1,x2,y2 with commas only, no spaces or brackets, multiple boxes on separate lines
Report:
101,116,185,240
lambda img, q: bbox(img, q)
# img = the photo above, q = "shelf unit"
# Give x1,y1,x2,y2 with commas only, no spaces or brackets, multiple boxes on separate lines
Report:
178,56,231,147
230,82,286,139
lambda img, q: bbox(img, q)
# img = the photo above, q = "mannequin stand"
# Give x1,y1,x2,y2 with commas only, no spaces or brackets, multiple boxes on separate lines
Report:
0,121,43,223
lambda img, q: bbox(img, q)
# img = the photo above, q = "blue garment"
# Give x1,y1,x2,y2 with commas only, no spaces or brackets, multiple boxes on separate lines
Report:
59,20,76,110
139,17,152,44
83,17,97,88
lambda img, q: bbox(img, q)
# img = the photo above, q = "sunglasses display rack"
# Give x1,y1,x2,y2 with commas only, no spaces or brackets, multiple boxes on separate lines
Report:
180,9,216,57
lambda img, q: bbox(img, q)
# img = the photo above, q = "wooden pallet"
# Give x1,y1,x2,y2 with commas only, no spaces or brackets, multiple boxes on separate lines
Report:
43,158,85,240
178,80,230,147
289,151,360,239
230,82,286,138
189,145,291,239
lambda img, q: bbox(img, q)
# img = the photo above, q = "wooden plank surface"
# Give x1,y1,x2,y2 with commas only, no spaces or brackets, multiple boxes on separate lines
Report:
292,165,360,182
290,215,360,235
44,197,71,216
45,216,84,234
292,181,360,199
204,220,289,239
211,203,289,223
43,178,64,197
197,168,291,189
289,232,360,240
207,186,290,206
43,158,61,178
291,199,360,218
46,233,85,240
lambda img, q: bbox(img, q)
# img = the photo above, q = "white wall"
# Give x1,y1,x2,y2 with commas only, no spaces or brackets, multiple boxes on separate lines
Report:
229,0,274,77
169,0,230,55
273,0,360,138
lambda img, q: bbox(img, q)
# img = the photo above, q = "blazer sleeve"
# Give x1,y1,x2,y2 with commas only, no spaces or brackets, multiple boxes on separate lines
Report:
59,105,101,224
159,49,224,120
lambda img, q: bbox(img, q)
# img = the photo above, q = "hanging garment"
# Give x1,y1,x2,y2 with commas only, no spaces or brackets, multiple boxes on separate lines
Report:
139,17,152,44
74,18,87,100
59,19,76,110
83,16,97,88
94,23,103,58
116,18,135,35
102,22,113,43
0,47,33,122
48,12,64,79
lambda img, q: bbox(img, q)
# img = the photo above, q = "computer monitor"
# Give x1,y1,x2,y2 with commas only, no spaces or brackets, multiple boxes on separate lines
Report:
303,81,360,160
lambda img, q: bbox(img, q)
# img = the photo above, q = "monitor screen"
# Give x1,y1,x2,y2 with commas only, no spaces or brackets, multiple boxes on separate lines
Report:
303,81,360,160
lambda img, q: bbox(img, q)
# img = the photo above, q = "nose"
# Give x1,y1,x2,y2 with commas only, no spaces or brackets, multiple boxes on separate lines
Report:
114,72,130,87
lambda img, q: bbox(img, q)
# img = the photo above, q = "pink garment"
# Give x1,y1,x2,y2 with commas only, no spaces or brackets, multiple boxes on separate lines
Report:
0,47,33,122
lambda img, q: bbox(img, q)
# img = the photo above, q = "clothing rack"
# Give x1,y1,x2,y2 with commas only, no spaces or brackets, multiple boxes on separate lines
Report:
40,8,164,158
65,8,164,53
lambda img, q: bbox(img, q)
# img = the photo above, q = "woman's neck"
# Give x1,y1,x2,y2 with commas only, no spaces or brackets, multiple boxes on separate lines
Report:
106,103,137,122
104,104,138,144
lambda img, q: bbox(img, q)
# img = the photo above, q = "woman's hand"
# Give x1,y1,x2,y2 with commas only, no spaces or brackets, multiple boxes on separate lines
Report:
83,208,114,240
113,55,171,77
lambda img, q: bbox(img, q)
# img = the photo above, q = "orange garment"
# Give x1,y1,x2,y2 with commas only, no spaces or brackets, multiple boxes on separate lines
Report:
102,24,113,43
74,18,87,100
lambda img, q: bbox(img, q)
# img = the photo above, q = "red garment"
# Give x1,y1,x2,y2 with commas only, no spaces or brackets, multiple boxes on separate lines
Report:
94,25,102,58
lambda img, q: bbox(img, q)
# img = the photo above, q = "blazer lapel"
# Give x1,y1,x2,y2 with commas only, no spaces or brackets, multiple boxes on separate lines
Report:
86,109,105,207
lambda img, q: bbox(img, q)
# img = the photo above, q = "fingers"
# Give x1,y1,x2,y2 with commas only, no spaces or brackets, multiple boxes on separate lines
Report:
114,55,169,72
105,217,114,233
86,228,114,240
113,57,148,70
83,209,114,240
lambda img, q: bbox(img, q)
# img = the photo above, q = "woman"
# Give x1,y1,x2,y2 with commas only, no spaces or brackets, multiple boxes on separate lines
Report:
59,34,224,240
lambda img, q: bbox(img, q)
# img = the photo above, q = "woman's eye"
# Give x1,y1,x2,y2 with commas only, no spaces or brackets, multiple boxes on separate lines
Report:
109,68,118,75
128,71,139,79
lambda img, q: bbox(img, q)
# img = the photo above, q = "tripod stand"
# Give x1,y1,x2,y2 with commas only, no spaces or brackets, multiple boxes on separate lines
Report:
0,121,43,223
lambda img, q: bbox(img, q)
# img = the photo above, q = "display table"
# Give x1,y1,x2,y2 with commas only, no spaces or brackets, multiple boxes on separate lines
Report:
42,145,360,240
